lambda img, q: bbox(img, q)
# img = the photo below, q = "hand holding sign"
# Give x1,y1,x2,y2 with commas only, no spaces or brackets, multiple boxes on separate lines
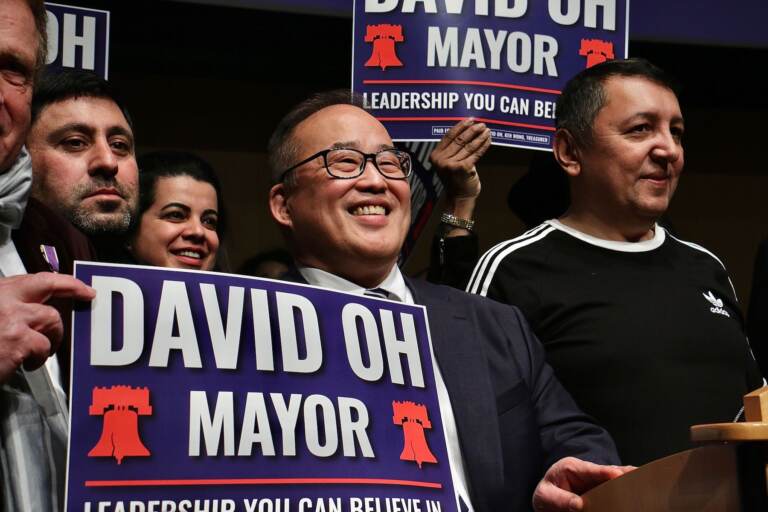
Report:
354,0,628,148
429,119,490,233
0,272,94,382
68,263,456,511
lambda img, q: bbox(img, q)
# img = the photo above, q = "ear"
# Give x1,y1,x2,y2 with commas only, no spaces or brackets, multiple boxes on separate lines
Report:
553,129,582,178
269,183,293,229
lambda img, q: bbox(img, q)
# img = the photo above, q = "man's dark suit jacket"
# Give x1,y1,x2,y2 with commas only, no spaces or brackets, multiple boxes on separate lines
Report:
11,197,94,387
286,270,620,512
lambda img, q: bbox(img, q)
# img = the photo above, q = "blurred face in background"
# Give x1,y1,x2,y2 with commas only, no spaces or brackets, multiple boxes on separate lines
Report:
130,175,219,270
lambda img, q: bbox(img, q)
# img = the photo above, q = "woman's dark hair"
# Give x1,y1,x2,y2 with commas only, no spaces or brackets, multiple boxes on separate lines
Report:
136,151,226,237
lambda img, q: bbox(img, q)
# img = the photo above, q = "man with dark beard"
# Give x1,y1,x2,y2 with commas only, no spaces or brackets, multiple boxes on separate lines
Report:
27,69,138,262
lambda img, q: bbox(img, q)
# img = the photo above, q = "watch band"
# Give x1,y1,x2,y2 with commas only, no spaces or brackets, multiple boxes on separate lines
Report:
440,212,475,232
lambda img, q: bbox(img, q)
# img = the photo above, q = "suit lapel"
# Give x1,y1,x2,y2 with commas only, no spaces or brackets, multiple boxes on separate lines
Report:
407,278,502,508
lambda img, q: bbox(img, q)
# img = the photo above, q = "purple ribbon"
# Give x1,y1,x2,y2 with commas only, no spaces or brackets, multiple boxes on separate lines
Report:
40,244,60,273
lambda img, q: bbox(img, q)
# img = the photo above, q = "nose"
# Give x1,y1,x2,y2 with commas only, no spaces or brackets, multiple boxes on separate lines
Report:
181,218,206,241
88,139,119,177
657,130,683,162
355,158,388,192
651,129,683,166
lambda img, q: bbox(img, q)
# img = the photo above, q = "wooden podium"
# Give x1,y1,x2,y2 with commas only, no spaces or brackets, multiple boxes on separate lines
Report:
582,387,768,511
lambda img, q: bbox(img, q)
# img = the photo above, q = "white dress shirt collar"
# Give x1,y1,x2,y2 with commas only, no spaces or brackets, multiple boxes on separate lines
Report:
297,264,412,304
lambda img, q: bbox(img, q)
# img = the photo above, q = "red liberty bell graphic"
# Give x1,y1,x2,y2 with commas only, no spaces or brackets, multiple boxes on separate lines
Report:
364,24,405,70
393,400,438,468
579,39,615,68
88,386,153,464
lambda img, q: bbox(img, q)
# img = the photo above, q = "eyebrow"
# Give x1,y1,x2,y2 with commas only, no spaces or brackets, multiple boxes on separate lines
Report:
330,141,359,150
160,202,191,212
627,112,685,125
46,123,135,143
330,141,398,152
0,51,33,77
47,123,94,142
107,125,135,141
161,203,218,216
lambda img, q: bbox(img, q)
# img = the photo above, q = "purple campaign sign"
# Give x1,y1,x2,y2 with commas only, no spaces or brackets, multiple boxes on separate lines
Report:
67,262,457,512
45,3,110,79
352,0,628,150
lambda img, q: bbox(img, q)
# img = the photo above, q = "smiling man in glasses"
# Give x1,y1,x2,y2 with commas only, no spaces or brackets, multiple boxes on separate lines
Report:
270,94,412,289
268,90,626,512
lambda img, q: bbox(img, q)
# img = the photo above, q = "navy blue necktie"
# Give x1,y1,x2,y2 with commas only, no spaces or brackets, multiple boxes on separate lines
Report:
364,288,391,300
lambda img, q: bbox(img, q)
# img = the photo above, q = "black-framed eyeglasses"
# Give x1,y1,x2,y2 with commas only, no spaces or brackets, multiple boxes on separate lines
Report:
279,148,412,182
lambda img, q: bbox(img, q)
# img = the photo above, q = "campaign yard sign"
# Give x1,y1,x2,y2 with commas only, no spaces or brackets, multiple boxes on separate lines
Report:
66,263,457,512
353,0,629,150
45,3,110,79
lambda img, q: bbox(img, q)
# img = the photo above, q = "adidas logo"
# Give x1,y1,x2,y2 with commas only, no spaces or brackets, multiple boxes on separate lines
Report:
703,291,730,318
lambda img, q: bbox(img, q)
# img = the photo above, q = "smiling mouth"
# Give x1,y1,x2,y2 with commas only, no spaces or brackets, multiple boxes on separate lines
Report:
641,173,670,182
174,249,205,260
351,205,387,216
